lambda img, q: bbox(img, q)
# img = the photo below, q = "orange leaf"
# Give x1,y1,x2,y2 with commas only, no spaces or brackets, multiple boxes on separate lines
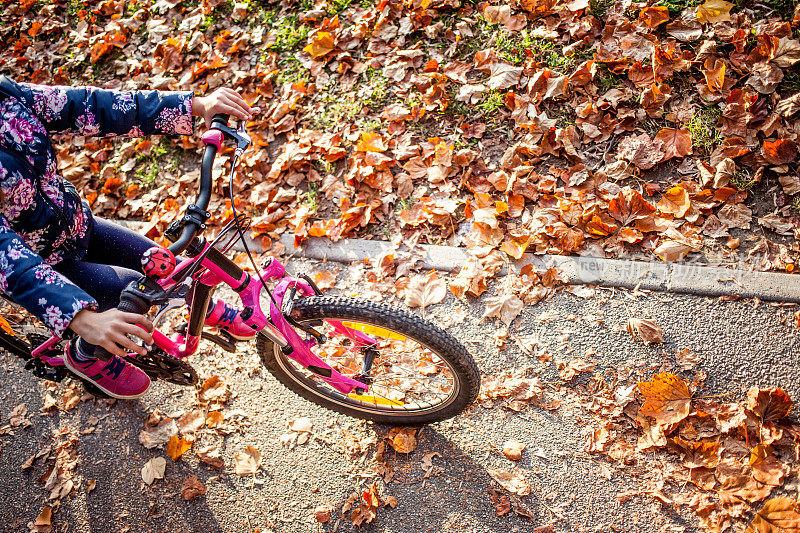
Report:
638,373,692,425
657,186,691,218
356,132,387,152
655,128,692,161
585,215,618,237
696,0,733,24
500,233,531,259
0,316,15,336
167,435,194,461
673,438,720,469
761,139,798,165
703,58,726,92
746,387,793,422
639,6,670,28
745,498,800,533
27,21,43,37
303,31,336,58
608,188,656,226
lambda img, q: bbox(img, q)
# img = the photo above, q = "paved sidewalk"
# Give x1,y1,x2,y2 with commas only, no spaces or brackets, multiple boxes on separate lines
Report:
1,256,799,532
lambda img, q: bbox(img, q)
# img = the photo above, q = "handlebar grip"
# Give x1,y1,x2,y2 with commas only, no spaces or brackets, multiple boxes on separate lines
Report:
92,292,151,362
211,113,229,126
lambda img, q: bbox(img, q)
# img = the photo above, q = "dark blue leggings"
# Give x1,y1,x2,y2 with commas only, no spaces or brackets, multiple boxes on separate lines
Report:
54,217,155,353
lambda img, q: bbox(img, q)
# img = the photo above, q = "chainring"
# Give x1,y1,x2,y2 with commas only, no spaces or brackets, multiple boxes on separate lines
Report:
126,348,198,386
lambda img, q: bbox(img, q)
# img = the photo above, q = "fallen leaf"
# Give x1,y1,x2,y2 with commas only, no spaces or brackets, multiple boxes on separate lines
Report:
746,387,793,422
234,446,261,476
638,373,692,425
745,497,800,533
405,271,447,310
503,439,526,461
141,457,166,485
696,0,733,24
487,468,531,496
627,318,664,343
166,435,194,461
181,475,207,501
387,427,417,453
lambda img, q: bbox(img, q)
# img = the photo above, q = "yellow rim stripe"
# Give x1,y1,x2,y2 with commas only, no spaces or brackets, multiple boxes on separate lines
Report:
340,321,406,341
347,393,404,406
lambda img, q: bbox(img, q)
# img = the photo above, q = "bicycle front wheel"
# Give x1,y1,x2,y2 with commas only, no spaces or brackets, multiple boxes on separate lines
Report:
257,296,480,424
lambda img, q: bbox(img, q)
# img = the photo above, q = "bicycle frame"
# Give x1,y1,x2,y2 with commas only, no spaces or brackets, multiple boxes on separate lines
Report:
150,239,373,395
14,115,383,397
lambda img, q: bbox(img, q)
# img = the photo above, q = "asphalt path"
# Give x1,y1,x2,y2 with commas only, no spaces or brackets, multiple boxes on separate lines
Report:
1,256,799,533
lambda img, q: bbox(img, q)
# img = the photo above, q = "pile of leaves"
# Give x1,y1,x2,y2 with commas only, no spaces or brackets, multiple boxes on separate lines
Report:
4,0,800,291
584,372,800,532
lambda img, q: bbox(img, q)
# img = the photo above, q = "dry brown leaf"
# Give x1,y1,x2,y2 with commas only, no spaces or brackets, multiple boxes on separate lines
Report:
745,498,800,533
696,0,733,24
746,387,793,422
638,373,692,425
234,446,262,476
141,457,166,485
482,292,524,326
166,435,194,462
387,427,417,453
181,475,207,501
503,439,525,461
405,271,446,310
195,445,224,469
627,317,664,343
487,468,531,496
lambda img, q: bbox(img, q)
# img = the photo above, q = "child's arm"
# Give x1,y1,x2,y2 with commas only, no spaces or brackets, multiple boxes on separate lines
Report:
16,80,193,137
0,220,97,337
15,80,252,137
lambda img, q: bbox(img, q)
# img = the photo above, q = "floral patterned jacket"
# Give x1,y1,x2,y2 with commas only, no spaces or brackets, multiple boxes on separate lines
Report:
0,76,194,335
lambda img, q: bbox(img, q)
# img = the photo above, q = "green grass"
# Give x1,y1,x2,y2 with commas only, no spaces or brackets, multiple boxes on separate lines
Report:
307,95,362,131
302,182,319,210
685,107,721,154
654,0,703,15
361,68,389,108
730,169,757,191
778,68,800,95
269,16,310,52
596,64,627,93
276,57,310,84
589,0,614,18
134,141,178,185
477,90,505,115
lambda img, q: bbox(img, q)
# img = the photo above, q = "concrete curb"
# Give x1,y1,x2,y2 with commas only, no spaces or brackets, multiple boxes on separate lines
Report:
118,220,800,303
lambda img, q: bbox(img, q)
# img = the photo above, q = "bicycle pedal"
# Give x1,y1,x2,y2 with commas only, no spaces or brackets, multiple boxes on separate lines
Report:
25,359,68,382
201,331,237,353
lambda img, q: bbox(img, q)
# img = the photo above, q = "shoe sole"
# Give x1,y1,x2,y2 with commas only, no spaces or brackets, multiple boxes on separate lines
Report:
63,356,149,400
214,327,255,342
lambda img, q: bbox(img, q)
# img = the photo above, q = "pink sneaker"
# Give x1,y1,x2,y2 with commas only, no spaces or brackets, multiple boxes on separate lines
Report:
63,342,150,400
205,298,256,340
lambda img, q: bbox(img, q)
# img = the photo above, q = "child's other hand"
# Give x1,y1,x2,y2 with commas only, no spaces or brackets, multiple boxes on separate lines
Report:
69,308,154,358
192,88,253,128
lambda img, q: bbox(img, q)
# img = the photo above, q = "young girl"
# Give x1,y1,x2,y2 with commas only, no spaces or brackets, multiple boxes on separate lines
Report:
0,76,254,399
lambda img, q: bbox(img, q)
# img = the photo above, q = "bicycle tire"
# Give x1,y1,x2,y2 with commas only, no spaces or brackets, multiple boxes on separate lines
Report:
256,296,480,424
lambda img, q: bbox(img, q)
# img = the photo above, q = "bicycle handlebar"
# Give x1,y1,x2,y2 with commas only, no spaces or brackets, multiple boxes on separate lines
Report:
166,113,230,256
94,114,235,360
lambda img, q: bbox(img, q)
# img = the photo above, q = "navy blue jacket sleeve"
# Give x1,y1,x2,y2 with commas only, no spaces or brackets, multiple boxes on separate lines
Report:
0,219,97,336
16,82,194,137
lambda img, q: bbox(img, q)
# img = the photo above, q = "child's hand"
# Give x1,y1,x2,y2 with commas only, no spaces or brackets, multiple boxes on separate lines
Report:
69,308,154,358
192,88,253,128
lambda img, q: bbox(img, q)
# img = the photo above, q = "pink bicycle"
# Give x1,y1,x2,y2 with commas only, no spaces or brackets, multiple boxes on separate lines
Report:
0,114,479,424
